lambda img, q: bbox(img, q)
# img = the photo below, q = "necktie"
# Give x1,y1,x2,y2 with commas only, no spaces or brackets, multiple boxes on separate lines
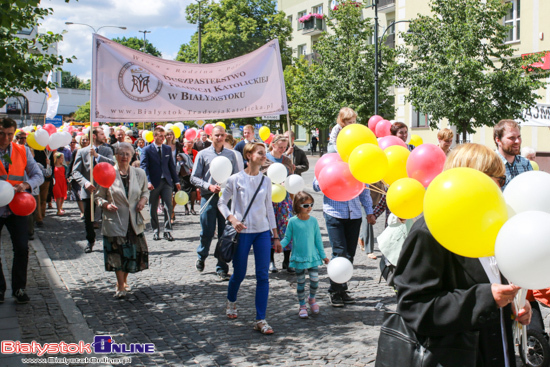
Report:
158,146,162,162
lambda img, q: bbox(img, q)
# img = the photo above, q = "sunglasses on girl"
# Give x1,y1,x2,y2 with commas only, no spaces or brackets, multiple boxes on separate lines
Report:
300,203,314,209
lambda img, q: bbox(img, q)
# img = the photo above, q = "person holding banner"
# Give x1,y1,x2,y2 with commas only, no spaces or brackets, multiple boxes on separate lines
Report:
140,127,180,242
191,125,239,281
0,117,44,304
72,128,115,254
165,128,183,224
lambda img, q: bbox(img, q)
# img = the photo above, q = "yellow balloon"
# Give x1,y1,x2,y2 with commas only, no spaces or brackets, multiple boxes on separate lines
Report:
27,132,46,150
174,191,189,206
144,131,154,143
424,167,508,258
386,178,425,219
409,134,423,147
272,183,287,203
171,126,181,139
336,124,378,162
259,126,271,141
530,160,539,171
15,129,20,135
383,145,410,185
216,122,226,129
348,143,389,184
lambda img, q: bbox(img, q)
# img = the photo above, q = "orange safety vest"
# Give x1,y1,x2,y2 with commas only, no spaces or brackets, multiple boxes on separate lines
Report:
0,143,27,186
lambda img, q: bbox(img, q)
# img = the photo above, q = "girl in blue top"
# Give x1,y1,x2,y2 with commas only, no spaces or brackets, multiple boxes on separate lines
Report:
281,191,329,319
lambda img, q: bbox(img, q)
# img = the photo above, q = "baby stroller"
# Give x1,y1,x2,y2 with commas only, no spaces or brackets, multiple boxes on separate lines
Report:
520,290,550,367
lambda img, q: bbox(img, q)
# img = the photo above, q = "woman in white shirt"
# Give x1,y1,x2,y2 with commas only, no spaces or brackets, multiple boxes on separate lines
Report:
218,142,282,335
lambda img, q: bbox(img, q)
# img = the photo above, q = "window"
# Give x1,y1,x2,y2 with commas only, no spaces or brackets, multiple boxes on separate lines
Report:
297,44,307,56
312,4,323,14
297,10,307,30
386,19,395,35
504,0,520,42
411,108,429,128
295,125,306,141
287,15,293,31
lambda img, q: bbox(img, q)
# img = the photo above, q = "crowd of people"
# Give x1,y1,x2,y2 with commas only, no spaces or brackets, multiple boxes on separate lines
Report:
0,110,543,352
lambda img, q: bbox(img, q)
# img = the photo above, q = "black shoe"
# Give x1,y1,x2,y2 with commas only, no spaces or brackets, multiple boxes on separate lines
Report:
153,233,160,241
29,235,34,240
196,259,205,272
13,289,30,304
164,232,174,241
287,267,296,273
217,271,230,281
340,291,356,304
329,292,345,307
36,221,43,227
282,261,289,270
84,242,94,253
0,292,4,303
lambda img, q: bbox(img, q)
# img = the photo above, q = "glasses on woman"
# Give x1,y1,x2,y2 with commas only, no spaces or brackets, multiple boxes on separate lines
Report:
492,175,506,188
300,203,314,209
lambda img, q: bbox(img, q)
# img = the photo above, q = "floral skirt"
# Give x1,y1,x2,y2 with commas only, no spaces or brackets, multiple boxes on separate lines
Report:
273,194,293,251
103,223,149,273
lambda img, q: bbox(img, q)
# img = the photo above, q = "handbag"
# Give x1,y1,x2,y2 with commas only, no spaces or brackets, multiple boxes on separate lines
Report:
375,312,478,367
214,175,265,263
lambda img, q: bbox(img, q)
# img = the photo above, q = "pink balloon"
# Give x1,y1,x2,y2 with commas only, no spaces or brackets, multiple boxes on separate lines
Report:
368,115,384,132
318,162,365,202
197,129,204,135
185,128,197,141
378,135,407,150
43,124,56,136
265,133,274,145
375,120,392,137
77,132,84,136
314,153,343,179
92,122,100,127
406,143,447,188
204,124,214,135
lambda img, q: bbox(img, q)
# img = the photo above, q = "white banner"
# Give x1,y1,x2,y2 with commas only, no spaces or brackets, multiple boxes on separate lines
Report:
91,34,288,123
45,71,59,119
519,103,550,127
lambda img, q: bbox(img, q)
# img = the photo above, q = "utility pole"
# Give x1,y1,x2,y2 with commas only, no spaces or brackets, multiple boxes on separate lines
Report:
138,30,151,53
197,0,205,63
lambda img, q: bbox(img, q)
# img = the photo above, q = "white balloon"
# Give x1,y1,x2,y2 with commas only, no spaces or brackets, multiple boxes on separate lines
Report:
210,156,233,184
35,128,50,147
48,132,64,150
267,163,287,184
495,211,550,289
284,174,305,194
166,123,174,130
327,257,354,284
60,131,72,146
0,181,15,207
175,122,185,132
503,171,550,215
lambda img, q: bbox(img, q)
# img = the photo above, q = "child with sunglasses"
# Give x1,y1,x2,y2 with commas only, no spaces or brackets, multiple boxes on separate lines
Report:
281,191,329,318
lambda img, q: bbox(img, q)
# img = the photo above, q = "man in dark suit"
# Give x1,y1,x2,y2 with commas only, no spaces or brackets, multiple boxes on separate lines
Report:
193,132,211,152
140,127,180,241
283,130,309,176
72,128,115,253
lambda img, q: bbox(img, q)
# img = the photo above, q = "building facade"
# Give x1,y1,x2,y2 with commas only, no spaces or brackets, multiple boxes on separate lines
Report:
279,0,550,170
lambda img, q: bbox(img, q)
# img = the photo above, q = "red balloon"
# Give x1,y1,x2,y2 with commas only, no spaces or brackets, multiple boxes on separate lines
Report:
77,132,84,136
378,135,407,150
197,129,204,135
204,124,214,135
265,133,274,145
368,115,384,132
9,192,36,216
318,161,365,202
185,128,197,141
375,120,392,137
92,122,100,127
43,124,56,136
406,143,447,188
93,162,116,188
314,153,343,179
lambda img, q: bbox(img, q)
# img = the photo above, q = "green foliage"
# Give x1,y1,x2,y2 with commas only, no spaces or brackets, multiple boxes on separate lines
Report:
111,36,162,57
0,0,74,107
285,1,396,130
73,100,90,122
61,71,90,89
398,0,546,140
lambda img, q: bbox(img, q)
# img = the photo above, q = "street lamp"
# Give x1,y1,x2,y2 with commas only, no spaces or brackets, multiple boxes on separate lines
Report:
139,30,151,52
64,22,127,33
196,0,206,63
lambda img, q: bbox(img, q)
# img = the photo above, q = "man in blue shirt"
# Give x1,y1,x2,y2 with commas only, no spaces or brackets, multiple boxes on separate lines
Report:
493,119,532,190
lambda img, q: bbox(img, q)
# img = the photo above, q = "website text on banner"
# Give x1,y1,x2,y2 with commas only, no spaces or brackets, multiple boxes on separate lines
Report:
91,34,288,123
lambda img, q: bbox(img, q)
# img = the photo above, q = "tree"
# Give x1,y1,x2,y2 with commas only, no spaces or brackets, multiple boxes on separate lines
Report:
61,71,90,89
285,1,396,130
112,37,162,57
0,0,74,107
73,101,90,122
397,0,547,141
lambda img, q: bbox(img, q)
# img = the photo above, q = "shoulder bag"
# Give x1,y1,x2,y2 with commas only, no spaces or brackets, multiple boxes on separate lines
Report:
215,175,265,263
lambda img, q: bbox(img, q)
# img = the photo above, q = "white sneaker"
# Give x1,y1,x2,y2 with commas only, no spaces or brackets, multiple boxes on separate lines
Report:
269,262,278,273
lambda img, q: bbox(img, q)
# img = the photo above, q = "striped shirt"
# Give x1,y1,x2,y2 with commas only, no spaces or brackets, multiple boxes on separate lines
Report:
496,151,532,190
312,178,373,220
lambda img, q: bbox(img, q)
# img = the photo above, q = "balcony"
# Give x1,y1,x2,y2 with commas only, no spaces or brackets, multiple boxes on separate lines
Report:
384,33,395,49
303,52,320,64
302,18,324,36
378,0,395,13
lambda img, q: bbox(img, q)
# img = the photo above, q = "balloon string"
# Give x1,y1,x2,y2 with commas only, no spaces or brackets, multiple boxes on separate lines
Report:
199,193,216,215
367,185,387,196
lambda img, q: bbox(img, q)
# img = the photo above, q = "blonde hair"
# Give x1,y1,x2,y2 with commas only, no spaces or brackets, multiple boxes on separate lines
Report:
54,152,64,164
437,128,454,141
444,143,505,177
268,134,288,151
336,107,357,127
243,142,266,161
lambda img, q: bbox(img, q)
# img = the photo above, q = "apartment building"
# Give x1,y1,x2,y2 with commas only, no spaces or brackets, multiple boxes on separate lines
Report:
279,0,550,170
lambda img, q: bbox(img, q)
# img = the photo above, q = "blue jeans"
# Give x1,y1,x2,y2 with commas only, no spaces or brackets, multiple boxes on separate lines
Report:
197,194,228,273
227,231,271,320
323,213,362,294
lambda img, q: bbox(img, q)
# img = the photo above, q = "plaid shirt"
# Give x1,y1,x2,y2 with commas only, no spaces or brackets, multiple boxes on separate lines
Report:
496,151,532,190
312,178,373,219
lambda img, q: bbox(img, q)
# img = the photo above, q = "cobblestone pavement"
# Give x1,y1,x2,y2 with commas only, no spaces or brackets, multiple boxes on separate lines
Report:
3,155,545,366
